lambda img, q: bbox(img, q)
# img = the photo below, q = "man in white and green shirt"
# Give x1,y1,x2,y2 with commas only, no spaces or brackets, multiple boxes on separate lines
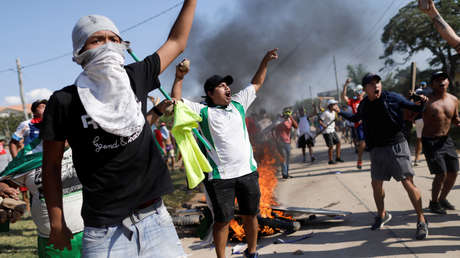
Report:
171,48,278,258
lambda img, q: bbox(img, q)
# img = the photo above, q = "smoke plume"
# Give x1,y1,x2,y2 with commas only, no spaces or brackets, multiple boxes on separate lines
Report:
181,0,366,113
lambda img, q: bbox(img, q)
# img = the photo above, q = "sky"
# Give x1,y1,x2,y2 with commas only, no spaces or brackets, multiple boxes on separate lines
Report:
0,0,430,111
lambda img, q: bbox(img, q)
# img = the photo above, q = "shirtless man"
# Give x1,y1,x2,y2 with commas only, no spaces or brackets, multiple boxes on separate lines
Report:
419,0,460,54
422,71,460,214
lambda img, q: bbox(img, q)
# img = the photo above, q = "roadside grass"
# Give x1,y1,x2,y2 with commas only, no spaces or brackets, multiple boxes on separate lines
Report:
163,167,201,210
0,168,196,257
0,215,37,258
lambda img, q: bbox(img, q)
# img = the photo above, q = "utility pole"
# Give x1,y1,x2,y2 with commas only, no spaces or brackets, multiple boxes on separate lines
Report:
333,56,340,104
16,58,29,120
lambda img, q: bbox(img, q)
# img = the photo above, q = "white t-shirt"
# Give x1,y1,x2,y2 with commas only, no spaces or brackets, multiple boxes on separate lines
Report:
320,110,336,134
183,85,257,180
13,149,84,237
297,116,312,138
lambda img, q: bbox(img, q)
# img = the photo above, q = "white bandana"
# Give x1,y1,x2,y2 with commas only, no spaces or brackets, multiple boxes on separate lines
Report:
75,42,145,137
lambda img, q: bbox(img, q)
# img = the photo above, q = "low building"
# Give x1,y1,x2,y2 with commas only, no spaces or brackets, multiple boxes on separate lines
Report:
0,104,31,118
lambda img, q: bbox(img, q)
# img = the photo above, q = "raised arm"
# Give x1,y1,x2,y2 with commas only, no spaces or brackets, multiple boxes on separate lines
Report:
42,140,73,251
157,0,196,73
341,78,352,103
251,48,279,92
419,0,460,54
170,59,190,101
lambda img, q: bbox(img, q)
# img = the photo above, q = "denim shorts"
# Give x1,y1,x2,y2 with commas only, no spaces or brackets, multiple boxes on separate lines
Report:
82,202,185,258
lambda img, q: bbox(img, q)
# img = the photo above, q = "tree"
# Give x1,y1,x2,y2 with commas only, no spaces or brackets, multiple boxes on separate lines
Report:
381,0,460,81
0,115,23,139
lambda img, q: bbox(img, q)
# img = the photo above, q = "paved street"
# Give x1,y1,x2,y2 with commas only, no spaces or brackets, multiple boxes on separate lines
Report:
181,136,460,257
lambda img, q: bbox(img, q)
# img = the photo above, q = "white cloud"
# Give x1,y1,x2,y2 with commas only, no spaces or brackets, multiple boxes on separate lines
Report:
4,96,21,105
26,88,52,102
3,88,53,106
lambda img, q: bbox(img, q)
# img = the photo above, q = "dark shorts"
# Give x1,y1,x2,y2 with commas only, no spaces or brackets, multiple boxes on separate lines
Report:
422,136,459,174
297,134,314,148
204,171,261,223
323,132,339,148
370,141,415,181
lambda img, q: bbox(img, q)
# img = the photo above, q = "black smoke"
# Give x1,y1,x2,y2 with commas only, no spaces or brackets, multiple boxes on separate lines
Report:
180,0,366,112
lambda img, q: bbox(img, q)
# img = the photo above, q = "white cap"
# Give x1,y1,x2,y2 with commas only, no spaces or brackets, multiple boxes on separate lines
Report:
327,99,338,106
355,85,363,92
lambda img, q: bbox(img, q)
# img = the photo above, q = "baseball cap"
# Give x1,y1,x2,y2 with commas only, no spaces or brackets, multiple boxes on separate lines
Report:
327,99,338,106
420,81,427,86
31,99,48,113
0,135,6,141
362,73,381,86
204,75,233,93
430,71,449,82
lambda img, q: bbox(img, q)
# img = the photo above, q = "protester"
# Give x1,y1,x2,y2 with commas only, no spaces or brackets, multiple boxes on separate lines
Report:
171,49,278,258
296,107,315,163
160,122,176,170
40,2,196,257
9,99,47,158
275,107,298,179
12,148,84,257
412,81,430,166
341,78,365,169
0,136,12,172
419,0,460,54
319,99,343,165
422,71,459,214
9,99,47,213
338,73,429,240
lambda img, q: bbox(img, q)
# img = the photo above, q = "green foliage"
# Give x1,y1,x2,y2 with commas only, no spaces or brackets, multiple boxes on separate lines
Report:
381,0,460,79
0,115,24,139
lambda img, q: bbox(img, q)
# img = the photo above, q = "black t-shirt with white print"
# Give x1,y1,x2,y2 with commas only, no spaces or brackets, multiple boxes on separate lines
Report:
41,53,173,227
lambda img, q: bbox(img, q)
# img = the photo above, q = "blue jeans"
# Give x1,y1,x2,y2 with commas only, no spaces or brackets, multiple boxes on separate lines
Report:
82,202,185,258
279,142,291,177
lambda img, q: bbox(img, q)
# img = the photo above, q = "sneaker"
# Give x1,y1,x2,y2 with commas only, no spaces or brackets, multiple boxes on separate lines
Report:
244,248,259,258
282,175,293,179
328,160,336,165
336,158,345,163
429,200,447,214
357,161,362,169
416,221,428,240
439,199,455,210
413,161,419,167
371,212,392,230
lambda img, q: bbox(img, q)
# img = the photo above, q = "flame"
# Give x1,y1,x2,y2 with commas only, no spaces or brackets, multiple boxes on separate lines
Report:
229,219,246,241
229,142,293,241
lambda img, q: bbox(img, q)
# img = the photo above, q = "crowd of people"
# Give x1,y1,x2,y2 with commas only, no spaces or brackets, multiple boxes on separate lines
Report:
0,0,459,257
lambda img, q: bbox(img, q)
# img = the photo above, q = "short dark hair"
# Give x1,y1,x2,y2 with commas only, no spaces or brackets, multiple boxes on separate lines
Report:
31,99,48,113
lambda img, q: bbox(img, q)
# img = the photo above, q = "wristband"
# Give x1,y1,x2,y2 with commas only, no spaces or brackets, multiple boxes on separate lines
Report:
153,106,163,116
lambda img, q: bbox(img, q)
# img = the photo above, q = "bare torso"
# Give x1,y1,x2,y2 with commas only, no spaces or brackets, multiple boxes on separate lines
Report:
422,92,459,137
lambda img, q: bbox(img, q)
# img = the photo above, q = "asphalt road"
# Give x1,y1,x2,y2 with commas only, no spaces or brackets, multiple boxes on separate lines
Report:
181,135,460,257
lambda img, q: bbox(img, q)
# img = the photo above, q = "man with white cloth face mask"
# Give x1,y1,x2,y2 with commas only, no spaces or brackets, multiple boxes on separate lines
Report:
40,1,196,257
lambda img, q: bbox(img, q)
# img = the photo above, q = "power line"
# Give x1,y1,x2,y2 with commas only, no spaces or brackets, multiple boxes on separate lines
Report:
120,1,183,33
0,1,183,73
